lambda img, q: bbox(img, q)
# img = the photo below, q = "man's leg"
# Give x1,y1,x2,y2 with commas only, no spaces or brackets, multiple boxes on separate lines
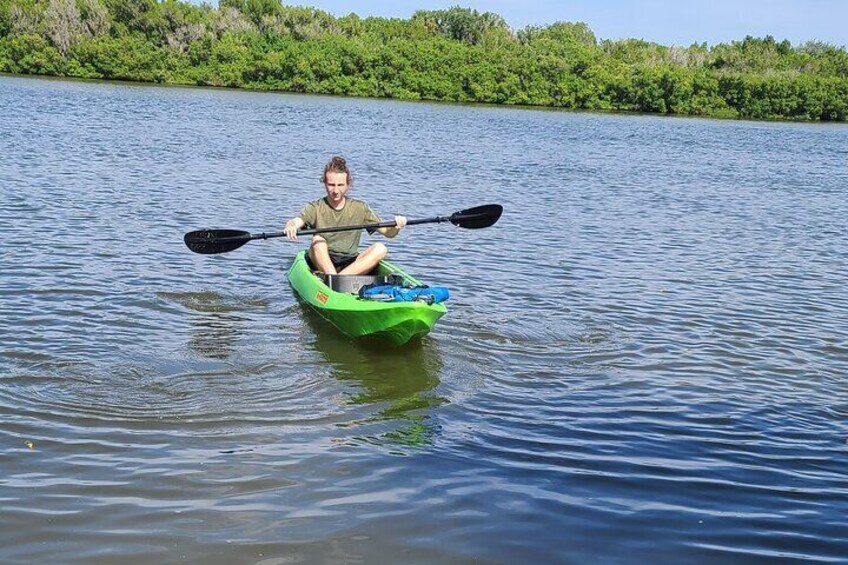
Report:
309,236,337,274
338,243,387,275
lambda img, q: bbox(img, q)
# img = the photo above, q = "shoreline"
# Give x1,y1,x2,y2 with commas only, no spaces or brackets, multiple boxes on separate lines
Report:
4,71,846,128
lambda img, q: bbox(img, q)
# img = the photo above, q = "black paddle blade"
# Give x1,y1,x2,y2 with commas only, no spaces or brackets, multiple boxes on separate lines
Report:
184,229,252,254
449,204,503,229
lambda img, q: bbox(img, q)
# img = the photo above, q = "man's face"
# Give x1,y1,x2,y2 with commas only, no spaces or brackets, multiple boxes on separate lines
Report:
324,171,349,207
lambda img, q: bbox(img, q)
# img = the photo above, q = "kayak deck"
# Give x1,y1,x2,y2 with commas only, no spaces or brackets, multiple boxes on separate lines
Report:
287,250,446,345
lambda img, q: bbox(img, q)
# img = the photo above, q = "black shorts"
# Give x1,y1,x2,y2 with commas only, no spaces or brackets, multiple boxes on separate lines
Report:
306,251,357,272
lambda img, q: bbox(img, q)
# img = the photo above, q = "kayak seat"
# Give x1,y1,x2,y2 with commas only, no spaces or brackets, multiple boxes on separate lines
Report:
323,273,400,294
303,253,407,294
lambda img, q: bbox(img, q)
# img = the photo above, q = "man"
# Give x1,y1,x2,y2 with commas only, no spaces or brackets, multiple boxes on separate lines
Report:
284,156,407,275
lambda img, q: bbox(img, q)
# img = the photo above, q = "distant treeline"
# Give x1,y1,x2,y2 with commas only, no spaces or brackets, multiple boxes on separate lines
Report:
2,0,847,121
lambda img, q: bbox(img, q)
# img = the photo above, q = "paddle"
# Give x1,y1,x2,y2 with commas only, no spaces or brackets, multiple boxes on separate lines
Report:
184,204,503,255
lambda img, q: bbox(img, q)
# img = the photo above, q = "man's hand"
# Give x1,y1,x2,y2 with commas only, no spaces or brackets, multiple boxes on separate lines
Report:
284,219,302,240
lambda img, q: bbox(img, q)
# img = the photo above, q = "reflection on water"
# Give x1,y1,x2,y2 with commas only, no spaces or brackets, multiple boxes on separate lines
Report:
163,287,447,448
300,306,446,448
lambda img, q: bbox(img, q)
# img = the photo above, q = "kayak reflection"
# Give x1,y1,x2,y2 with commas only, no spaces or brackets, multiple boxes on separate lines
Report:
300,306,447,448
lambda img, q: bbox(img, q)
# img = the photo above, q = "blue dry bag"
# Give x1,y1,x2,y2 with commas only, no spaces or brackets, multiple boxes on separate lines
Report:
359,284,450,305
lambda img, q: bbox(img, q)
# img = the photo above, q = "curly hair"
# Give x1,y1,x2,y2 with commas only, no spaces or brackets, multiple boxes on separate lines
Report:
321,156,353,186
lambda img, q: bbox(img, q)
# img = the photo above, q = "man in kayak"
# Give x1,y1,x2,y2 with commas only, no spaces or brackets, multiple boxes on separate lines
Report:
284,156,407,275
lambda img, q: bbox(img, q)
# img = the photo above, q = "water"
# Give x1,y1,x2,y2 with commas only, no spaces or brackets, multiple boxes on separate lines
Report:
2,75,848,563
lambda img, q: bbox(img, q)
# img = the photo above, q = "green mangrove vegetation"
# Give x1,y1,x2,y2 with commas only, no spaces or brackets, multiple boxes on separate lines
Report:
1,0,847,121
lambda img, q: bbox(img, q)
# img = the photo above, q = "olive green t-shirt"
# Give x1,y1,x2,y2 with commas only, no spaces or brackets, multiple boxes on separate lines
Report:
298,197,382,256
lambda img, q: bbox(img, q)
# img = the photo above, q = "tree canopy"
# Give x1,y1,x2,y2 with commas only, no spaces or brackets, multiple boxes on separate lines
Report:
1,0,846,121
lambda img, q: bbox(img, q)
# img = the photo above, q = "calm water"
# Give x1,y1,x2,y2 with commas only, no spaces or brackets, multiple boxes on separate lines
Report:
2,75,848,563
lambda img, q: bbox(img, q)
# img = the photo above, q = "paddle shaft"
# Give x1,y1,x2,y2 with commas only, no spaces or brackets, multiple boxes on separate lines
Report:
234,215,454,243
183,204,502,254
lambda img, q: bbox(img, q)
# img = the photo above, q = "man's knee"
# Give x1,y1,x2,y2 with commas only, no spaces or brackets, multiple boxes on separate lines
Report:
371,242,388,259
310,236,329,255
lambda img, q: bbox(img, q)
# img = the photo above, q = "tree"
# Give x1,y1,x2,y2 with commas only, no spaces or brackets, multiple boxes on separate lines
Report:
44,0,84,56
412,6,508,46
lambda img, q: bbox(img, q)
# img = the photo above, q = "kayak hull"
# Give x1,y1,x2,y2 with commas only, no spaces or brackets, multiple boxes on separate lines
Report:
288,250,446,345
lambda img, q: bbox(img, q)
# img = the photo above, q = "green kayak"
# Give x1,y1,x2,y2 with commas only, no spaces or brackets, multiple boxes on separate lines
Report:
288,250,447,345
